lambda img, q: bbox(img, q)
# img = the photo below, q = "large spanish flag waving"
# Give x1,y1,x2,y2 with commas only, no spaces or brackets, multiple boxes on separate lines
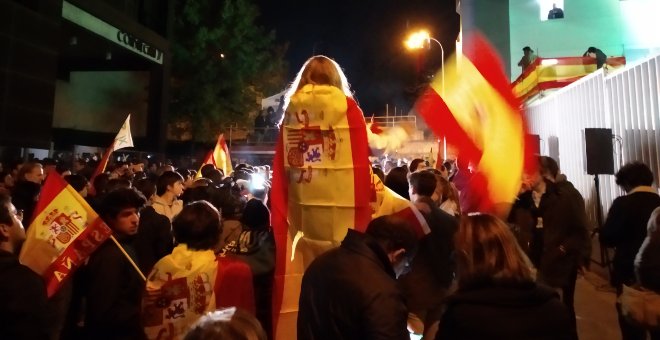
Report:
19,173,113,297
196,133,233,178
416,33,536,215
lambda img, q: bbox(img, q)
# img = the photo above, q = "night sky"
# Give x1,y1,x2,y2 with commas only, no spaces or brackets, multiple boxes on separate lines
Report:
254,0,460,115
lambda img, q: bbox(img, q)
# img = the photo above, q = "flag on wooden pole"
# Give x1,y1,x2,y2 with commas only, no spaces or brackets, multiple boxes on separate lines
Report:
19,173,113,297
89,115,134,194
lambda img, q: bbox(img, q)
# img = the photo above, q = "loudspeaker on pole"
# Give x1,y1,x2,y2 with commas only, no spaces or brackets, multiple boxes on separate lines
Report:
584,128,614,175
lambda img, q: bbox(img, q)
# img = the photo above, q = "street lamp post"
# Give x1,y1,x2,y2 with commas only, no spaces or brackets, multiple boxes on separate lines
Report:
405,30,447,159
404,30,445,96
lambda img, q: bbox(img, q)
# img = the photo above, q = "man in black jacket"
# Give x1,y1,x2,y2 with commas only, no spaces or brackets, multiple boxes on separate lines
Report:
0,192,49,339
83,188,147,339
509,156,590,340
600,162,660,340
400,170,458,329
298,215,418,340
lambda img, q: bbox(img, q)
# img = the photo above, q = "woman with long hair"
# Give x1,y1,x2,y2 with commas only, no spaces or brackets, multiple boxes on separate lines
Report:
431,214,572,340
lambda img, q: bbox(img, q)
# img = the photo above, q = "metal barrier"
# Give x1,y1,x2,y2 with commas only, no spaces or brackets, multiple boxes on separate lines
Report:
227,115,419,146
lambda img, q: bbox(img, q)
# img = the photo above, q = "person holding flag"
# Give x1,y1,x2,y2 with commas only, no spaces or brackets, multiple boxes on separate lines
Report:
81,188,148,339
0,192,50,339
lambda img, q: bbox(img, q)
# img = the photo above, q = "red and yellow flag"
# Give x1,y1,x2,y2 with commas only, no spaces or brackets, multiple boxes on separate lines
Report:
19,173,113,297
512,56,626,102
416,33,536,215
196,134,233,178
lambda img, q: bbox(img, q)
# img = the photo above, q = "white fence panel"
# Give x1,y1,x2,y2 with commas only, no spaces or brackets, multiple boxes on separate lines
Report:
525,54,660,228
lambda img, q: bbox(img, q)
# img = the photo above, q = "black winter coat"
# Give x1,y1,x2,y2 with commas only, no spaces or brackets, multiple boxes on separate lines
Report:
509,180,590,287
399,196,458,321
82,239,146,339
135,206,173,274
298,230,410,340
600,189,660,286
436,281,572,340
0,250,49,339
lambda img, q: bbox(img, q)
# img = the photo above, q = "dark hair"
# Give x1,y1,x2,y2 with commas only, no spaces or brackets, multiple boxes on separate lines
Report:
106,178,132,192
0,193,12,225
366,215,417,254
240,199,270,229
98,188,146,222
523,46,533,52
133,178,156,199
172,201,221,251
208,169,224,185
220,193,245,219
64,174,89,192
615,162,654,191
92,173,110,196
409,159,426,173
200,164,217,179
539,156,559,179
384,166,410,200
408,171,437,197
156,171,184,196
372,167,385,183
184,307,267,340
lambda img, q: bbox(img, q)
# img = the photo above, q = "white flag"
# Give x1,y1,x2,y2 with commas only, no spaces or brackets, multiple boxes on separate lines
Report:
113,114,134,151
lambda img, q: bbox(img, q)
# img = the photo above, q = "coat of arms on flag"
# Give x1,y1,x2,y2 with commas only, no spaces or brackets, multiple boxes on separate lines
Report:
19,173,113,297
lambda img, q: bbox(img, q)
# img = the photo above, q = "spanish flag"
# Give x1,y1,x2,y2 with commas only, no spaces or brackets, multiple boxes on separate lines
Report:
19,173,113,297
196,134,233,178
416,33,536,215
512,56,626,102
270,84,428,338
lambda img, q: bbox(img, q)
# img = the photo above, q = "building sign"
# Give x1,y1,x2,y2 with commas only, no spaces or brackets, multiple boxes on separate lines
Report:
62,1,164,64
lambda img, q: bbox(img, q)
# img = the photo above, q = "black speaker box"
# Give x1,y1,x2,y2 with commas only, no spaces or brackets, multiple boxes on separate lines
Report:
584,128,614,175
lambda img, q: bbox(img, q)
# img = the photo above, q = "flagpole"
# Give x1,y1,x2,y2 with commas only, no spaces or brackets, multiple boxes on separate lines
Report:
109,235,146,281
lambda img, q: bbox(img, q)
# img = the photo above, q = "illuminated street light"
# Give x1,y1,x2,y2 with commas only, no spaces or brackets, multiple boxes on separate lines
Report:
404,30,445,96
405,29,447,159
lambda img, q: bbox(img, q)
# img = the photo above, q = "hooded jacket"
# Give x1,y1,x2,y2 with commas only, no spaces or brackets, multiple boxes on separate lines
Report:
436,281,572,340
298,230,410,340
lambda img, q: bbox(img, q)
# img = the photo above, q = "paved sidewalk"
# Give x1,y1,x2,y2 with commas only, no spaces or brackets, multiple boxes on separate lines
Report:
576,272,620,340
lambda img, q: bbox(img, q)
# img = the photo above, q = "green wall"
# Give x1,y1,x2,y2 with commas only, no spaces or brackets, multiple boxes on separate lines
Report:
462,0,512,78
509,0,623,80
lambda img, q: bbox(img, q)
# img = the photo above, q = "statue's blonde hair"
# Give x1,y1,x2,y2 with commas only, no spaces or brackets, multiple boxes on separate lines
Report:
281,55,352,124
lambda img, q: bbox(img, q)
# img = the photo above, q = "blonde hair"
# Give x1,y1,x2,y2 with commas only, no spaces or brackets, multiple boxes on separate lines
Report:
454,214,535,287
281,55,352,123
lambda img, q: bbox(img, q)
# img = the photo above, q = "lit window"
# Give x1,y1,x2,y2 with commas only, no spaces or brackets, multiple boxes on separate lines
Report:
540,0,565,21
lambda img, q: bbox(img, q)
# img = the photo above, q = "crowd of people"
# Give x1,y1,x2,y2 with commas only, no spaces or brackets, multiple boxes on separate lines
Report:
1,52,659,340
1,152,658,339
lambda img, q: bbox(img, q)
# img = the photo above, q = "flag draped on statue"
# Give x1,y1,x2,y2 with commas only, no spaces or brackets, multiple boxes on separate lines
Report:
19,173,113,297
415,33,536,215
270,85,372,339
269,84,428,338
196,134,233,178
89,114,135,191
